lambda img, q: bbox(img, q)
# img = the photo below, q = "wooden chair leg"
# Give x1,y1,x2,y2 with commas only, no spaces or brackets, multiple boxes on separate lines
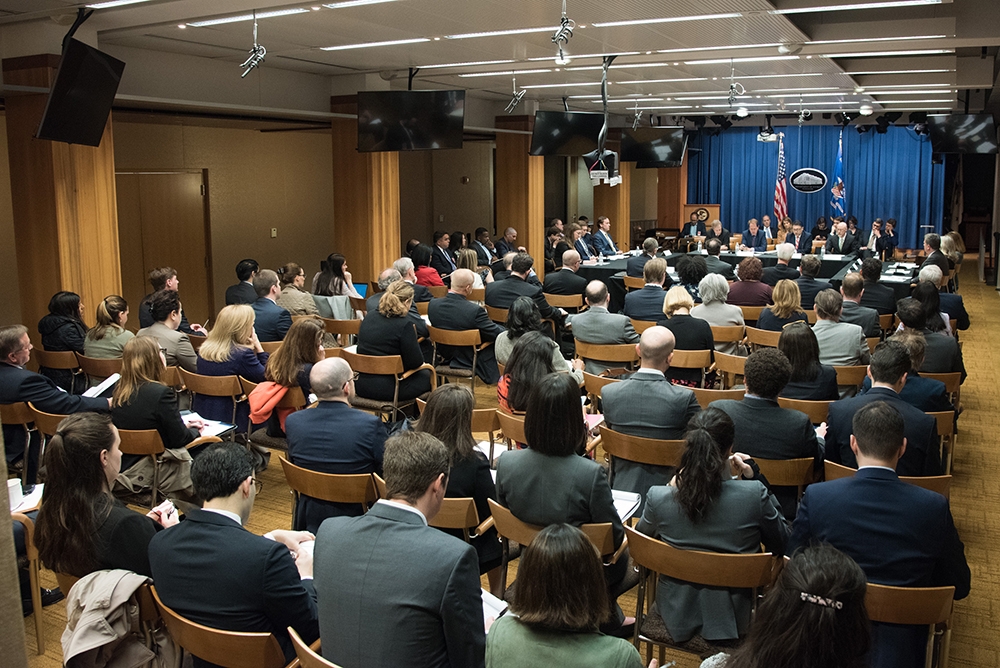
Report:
28,559,44,654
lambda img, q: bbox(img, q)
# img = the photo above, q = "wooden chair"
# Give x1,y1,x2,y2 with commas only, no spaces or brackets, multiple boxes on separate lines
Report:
714,352,746,390
738,305,765,323
879,313,894,334
575,340,639,371
151,585,288,668
74,352,123,384
485,305,508,325
1,402,37,484
322,318,361,347
322,347,342,359
415,301,429,316
811,239,825,253
431,497,495,542
427,325,486,391
866,337,881,354
340,349,436,418
927,410,957,475
118,429,223,507
368,280,384,295
625,526,776,665
278,455,378,529
427,285,448,298
669,349,713,388
746,326,780,350
731,233,743,246
776,397,833,425
468,287,485,303
623,275,646,291
805,310,819,324
178,369,245,427
753,457,815,500
289,627,340,668
161,365,183,389
243,382,309,451
582,372,620,412
34,349,84,393
260,341,283,353
189,334,207,352
922,372,961,410
691,387,744,410
348,296,368,315
823,461,953,499
27,403,68,438
865,583,955,668
600,426,684,469
629,318,658,334
496,409,527,449
709,325,745,348
834,365,869,388
543,292,584,310
11,513,44,654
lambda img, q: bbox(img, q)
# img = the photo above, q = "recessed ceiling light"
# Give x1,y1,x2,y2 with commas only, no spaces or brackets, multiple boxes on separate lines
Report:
631,105,693,110
807,34,946,45
521,82,605,89
701,102,770,107
771,1,941,15
588,98,666,103
591,13,742,28
177,24,186,28
565,62,673,72
675,95,750,101
615,77,709,85
419,59,516,69
756,87,839,92
446,26,558,40
458,69,552,77
86,0,153,8
320,37,430,51
657,43,782,55
188,8,309,26
684,55,800,65
764,92,857,98
324,0,398,7
846,68,953,75
860,83,951,89
823,49,953,58
527,51,640,61
739,73,824,80
879,99,955,104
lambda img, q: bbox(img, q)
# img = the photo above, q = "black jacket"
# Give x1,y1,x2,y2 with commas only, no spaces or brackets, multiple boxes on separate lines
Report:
111,382,199,470
485,275,559,321
859,279,898,315
427,293,504,384
225,282,258,305
761,263,800,287
37,314,87,392
542,268,588,296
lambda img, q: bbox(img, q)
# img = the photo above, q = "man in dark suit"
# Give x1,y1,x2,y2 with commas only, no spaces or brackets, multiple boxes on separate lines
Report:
896,298,966,381
858,257,897,315
705,219,731,250
824,222,860,255
861,330,953,413
790,401,969,668
568,281,640,374
429,230,457,277
393,257,433,303
761,243,799,286
251,269,292,342
709,348,822,519
919,232,951,277
591,216,620,256
919,264,970,330
795,254,831,311
784,220,810,252
285,358,387,533
149,443,319,667
623,258,671,322
472,227,498,266
485,253,563,322
315,431,485,668
626,238,659,277
138,266,206,336
739,218,767,253
428,269,504,384
495,226,524,257
225,259,259,306
567,222,595,261
680,212,707,239
839,272,881,337
825,340,941,476
704,238,736,281
543,250,588,296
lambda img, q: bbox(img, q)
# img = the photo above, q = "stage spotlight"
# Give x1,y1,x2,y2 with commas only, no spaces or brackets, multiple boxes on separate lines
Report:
857,125,870,134
736,106,749,118
909,112,928,124
874,115,890,133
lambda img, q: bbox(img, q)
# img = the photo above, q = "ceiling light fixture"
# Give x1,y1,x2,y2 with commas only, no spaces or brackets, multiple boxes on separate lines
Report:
566,62,675,71
86,0,152,7
589,98,666,103
446,26,557,40
658,43,782,55
188,7,309,27
419,59,515,69
878,99,955,104
770,1,942,15
756,86,839,92
685,55,800,65
807,34,946,45
846,68,953,75
822,49,953,58
736,107,749,118
859,104,874,115
320,37,430,51
615,77,709,85
528,51,639,61
726,59,746,108
459,69,552,77
323,0,398,7
591,12,741,28
521,81,603,89
740,73,823,80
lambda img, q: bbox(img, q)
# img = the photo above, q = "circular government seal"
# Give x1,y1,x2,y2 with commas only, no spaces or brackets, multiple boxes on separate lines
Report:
789,168,828,194
692,207,711,222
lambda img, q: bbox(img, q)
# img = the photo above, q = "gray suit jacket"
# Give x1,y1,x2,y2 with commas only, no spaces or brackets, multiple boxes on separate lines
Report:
136,322,197,372
840,300,880,337
314,502,485,668
812,319,870,367
567,306,640,374
704,255,736,281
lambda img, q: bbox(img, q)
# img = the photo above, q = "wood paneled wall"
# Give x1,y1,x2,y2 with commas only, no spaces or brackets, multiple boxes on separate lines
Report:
657,160,689,233
495,116,545,277
593,162,632,252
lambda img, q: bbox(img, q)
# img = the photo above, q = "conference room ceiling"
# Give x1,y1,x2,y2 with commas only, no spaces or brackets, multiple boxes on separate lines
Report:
1,0,996,116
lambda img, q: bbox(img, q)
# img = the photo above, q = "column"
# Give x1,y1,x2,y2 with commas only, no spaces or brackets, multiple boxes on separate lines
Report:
657,160,689,232
593,162,632,252
495,115,545,277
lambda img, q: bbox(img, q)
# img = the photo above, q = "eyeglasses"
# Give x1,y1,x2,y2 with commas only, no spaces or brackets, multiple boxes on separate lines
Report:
351,372,360,382
251,478,264,494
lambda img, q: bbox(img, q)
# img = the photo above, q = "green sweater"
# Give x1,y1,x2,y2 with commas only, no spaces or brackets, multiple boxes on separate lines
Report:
486,615,642,668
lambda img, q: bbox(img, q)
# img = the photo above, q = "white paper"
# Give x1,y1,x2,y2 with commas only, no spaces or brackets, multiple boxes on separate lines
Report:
183,412,235,438
612,489,641,522
83,373,120,397
12,483,44,513
482,588,508,631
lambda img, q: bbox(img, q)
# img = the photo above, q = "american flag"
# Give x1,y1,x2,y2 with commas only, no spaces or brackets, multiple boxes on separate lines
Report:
773,135,788,222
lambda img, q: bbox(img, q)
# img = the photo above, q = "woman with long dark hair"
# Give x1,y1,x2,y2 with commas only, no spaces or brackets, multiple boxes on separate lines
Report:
777,322,838,400
497,331,559,413
84,295,134,360
38,290,87,392
676,255,708,304
637,408,788,646
909,281,951,335
313,253,362,298
811,216,830,241
411,244,445,287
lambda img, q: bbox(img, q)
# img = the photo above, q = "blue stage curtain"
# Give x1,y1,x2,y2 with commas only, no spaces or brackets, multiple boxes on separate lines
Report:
686,125,944,250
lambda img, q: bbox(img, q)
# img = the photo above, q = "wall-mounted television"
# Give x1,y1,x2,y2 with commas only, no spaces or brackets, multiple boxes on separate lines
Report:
357,90,465,152
36,38,126,147
529,111,605,156
620,126,688,167
928,114,997,154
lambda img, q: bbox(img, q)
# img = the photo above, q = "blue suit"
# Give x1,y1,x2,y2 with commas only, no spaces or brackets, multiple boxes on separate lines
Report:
938,292,970,331
790,468,970,668
427,293,504,384
591,229,619,256
574,237,594,260
860,372,953,413
741,229,767,252
252,297,292,342
622,285,667,322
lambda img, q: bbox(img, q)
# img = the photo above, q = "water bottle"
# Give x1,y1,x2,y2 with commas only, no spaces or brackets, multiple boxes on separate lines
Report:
598,252,605,265
697,240,703,252
820,245,825,258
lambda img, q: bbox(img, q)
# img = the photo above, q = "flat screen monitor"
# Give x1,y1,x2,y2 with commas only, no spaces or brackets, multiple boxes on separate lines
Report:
357,90,465,152
928,114,997,154
620,126,688,167
36,38,126,147
529,111,605,156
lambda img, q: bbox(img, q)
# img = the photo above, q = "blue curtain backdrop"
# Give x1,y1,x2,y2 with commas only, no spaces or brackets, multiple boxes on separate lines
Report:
686,125,944,250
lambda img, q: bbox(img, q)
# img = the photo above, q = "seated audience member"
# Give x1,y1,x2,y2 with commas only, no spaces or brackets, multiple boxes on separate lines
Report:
838,272,880,337
704,238,736,280
411,244,445,287
84,295,134,362
405,238,421,257
858,257,897,315
315,431,485,667
497,331,575,414
356,280,433,403
895,297,965,380
496,373,631,636
150,443,318,666
37,291,87,392
276,262,322,316
393,256,434,302
136,290,198,372
824,222,859,256
491,252,518,282
569,280,639,374
919,232,951,277
691,274,745,355
860,218,882,254
905,281,952,336
254,316,326,434
313,253,362,298
943,231,965,288
756,279,808,331
790,401,968,668
486,253,560,320
784,220,811,253
919,264,969,330
713,544,869,668
225,259,259,305
367,268,402,312
486,524,644,668
705,219,731,250
656,286,714,387
543,249,588,296
760,214,774,239
676,255,708,304
379,262,432,360
138,267,206,336
428,269,504,385
626,237,660,277
825,340,942,476
112,337,200,497
727,258,772,307
495,298,583,382
863,330,952,413
416,384,502,597
285,358,386,533
740,218,767,253
812,290,870,367
472,227,498,266
762,243,800,287
637,408,788,646
810,216,830,241
709,349,822,520
449,230,469,256
251,269,293,342
547,226,570,272
195,304,269,431
602,326,700,502
778,323,838,401
794,255,831,311
36,413,177,580
456,247,493,290
496,226,526,257
430,230,458,277
624,258,671,323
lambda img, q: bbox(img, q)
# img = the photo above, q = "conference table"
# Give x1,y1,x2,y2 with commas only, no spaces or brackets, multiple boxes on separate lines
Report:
828,260,919,302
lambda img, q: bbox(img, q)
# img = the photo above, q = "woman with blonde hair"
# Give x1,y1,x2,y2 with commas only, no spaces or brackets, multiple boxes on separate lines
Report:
355,280,432,403
84,295,134,359
276,262,321,316
195,304,268,431
757,280,808,331
456,247,493,289
656,286,715,387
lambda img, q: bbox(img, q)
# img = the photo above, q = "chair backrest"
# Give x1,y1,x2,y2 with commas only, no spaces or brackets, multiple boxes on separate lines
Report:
878,313,894,331
865,583,955,626
739,305,765,322
806,310,819,324
713,352,746,389
599,426,684,468
731,233,743,245
427,325,482,347
811,239,825,252
322,347,342,359
117,429,167,456
161,365,182,388
866,337,880,353
178,369,243,398
625,526,775,589
691,387,745,409
260,341,282,353
496,410,526,446
709,325,746,343
582,371,620,401
279,386,309,410
823,460,856,481
368,281,384,295
430,497,480,531
415,301,429,315
823,461,952,498
348,296,368,314
752,457,814,489
622,275,645,291
629,318,657,334
574,340,639,364
543,293,584,309
278,456,378,506
27,403,68,437
834,365,869,387
339,349,404,376
488,500,616,556
745,326,780,349
468,287,485,303
921,372,961,395
322,318,361,337
33,349,80,370
289,627,341,668
470,406,501,434
189,335,207,352
74,353,123,379
0,401,34,427
426,285,447,298
776,397,833,425
669,349,713,370
927,411,954,437
151,586,287,668
485,305,508,324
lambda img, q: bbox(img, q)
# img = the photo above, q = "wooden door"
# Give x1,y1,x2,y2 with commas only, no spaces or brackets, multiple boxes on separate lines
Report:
115,171,213,327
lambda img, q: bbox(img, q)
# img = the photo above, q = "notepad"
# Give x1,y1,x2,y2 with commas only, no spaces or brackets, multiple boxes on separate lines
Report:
12,483,44,513
83,373,119,398
482,588,508,631
612,489,641,522
182,412,236,438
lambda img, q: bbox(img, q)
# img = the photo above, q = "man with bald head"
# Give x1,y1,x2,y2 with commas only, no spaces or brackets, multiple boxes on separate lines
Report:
495,226,525,257
285,357,388,533
601,326,700,504
567,280,640,374
428,268,504,384
825,221,860,255
543,249,588,296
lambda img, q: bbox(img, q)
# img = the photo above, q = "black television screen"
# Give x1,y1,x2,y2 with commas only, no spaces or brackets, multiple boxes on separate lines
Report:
36,38,125,147
529,111,605,156
357,90,465,152
928,114,997,154
621,126,688,167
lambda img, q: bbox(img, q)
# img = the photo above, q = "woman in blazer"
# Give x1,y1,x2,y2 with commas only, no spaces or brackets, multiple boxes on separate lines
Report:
778,322,838,401
38,290,88,392
726,258,773,307
690,274,745,356
756,280,809,331
656,286,715,387
84,295,135,361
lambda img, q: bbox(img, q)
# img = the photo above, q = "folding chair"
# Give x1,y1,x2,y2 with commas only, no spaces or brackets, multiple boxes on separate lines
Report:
427,325,486,391
865,583,955,668
691,387,744,410
278,455,378,530
340,349,437,419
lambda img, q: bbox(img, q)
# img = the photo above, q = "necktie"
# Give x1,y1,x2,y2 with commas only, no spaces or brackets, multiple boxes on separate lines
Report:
838,236,843,252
